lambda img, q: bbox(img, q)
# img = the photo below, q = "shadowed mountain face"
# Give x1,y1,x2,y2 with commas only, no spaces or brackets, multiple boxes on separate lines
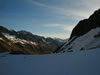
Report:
55,9,100,53
70,9,100,39
0,26,64,54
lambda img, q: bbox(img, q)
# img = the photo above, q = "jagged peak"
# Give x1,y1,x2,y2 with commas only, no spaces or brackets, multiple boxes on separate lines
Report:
70,8,100,39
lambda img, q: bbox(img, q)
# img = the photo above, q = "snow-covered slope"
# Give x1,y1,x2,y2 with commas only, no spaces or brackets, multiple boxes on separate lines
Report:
55,9,100,53
59,27,100,52
0,26,65,54
0,48,100,75
2,33,38,45
0,32,55,54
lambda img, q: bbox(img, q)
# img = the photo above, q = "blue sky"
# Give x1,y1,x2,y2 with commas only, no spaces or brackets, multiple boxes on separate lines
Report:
0,0,100,39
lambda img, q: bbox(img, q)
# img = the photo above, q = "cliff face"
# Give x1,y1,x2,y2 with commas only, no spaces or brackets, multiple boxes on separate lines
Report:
70,9,100,39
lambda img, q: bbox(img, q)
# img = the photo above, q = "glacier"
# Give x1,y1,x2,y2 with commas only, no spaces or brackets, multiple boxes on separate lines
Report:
0,48,100,75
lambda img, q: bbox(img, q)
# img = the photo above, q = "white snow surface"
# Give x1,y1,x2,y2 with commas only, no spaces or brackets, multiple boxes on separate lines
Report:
61,27,100,52
2,32,38,45
0,48,100,75
2,33,16,40
0,37,3,40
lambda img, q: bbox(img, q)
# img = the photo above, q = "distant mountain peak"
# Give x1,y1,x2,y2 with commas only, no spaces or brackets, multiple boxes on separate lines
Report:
0,25,64,54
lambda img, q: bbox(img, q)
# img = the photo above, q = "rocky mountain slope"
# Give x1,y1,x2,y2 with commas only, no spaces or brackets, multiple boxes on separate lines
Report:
55,9,100,53
0,26,64,54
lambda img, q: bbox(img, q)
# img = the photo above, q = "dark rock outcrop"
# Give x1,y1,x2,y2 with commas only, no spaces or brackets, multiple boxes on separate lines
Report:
70,9,100,39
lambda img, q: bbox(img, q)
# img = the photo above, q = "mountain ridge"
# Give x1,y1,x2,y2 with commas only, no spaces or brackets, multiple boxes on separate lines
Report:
0,26,64,54
55,9,100,53
70,9,100,39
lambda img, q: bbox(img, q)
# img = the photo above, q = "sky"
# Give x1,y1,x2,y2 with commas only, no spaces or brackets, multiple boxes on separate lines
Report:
0,0,100,39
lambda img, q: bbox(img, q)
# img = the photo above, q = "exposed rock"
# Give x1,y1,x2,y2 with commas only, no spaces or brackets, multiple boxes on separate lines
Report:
70,9,100,39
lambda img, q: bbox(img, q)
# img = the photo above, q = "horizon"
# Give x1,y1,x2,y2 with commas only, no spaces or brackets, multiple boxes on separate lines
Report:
0,25,67,39
0,0,100,39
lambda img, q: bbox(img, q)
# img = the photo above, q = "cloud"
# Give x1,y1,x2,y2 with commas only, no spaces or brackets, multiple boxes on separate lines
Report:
30,0,100,39
31,0,100,31
44,24,74,31
63,25,74,31
31,0,48,8
83,0,100,10
44,24,61,27
30,0,100,21
36,33,70,39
